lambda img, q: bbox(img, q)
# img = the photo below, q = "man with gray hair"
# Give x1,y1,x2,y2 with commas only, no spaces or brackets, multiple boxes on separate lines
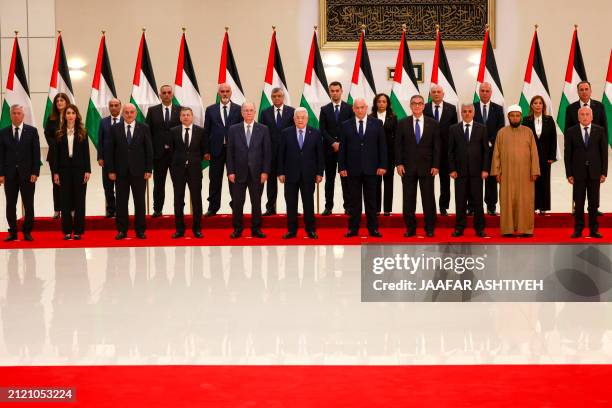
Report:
259,87,295,215
0,105,41,241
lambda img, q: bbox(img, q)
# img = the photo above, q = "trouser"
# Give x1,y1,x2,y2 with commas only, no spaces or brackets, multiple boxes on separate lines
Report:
59,167,87,235
172,167,203,233
208,147,233,212
285,177,316,233
347,174,378,232
102,165,116,213
153,153,171,213
4,172,35,234
115,174,147,234
438,163,451,211
51,171,61,211
401,173,436,232
323,147,349,211
376,171,394,213
231,172,263,232
573,176,600,233
265,152,278,212
454,176,485,232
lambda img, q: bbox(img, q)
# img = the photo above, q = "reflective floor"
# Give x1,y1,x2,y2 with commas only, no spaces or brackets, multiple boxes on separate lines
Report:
1,246,612,366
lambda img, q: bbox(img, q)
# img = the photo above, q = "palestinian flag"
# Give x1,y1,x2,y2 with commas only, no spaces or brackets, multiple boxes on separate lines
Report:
473,27,505,111
300,29,330,129
519,28,554,118
603,49,612,146
173,31,205,127
85,33,117,147
43,33,75,127
217,29,245,105
259,29,291,120
557,27,587,132
0,36,36,129
130,30,159,123
390,28,419,119
347,29,376,105
430,27,458,113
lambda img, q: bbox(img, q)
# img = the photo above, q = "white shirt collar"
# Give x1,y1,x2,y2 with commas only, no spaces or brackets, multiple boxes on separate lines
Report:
296,126,307,134
274,105,284,113
183,124,193,132
162,103,173,109
463,120,473,127
111,115,120,123
13,124,22,131
244,121,255,132
377,111,386,120
580,99,591,107
220,101,230,109
124,121,135,131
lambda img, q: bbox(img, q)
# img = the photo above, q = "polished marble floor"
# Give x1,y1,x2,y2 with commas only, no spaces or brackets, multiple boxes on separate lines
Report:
1,246,612,366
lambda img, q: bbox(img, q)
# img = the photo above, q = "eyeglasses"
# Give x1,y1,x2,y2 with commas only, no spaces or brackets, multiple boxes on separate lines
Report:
410,102,424,106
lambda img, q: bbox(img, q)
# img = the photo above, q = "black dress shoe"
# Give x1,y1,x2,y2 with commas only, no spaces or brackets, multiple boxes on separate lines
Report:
73,235,81,240
53,211,60,219
425,230,434,238
383,212,391,216
440,209,448,216
502,233,514,237
172,232,184,239
344,230,359,237
263,210,276,216
283,232,297,239
597,210,604,216
590,231,603,239
136,232,146,239
321,208,332,216
105,211,115,218
252,230,266,238
487,209,497,216
4,234,17,242
23,233,33,241
307,231,318,239
476,230,488,238
451,229,463,237
230,230,242,239
204,211,217,217
63,234,72,240
369,230,382,238
151,211,162,218
404,229,416,237
570,231,582,238
193,231,203,239
115,232,127,240
520,234,533,238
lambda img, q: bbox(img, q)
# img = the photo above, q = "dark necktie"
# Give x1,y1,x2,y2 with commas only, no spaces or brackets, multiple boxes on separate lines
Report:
464,124,470,142
584,127,590,147
164,107,170,125
482,104,488,123
298,129,304,149
184,128,190,150
434,105,440,121
126,124,132,144
358,120,364,140
415,119,421,144
276,108,282,128
223,105,228,127
246,125,252,147
112,117,117,125
14,127,19,143
583,103,588,107
334,105,340,122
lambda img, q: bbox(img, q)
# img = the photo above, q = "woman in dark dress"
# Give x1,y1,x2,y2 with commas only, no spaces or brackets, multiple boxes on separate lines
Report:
522,95,557,214
45,92,70,219
52,104,91,240
370,93,397,215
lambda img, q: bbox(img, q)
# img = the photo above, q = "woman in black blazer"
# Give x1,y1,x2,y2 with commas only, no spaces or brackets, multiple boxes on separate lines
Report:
370,93,398,215
522,95,557,214
53,104,91,240
45,92,70,219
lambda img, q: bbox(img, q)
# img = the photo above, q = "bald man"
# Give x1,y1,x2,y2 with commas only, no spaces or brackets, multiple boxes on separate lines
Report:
97,98,122,218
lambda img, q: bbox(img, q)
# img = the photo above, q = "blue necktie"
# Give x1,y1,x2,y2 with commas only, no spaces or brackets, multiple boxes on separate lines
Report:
482,104,488,123
334,105,340,122
584,127,590,147
434,105,440,121
276,109,282,128
298,129,304,149
464,124,470,142
358,120,364,140
415,119,421,144
126,124,132,144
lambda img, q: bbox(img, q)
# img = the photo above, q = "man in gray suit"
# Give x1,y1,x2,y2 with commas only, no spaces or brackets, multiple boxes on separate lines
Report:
227,102,272,238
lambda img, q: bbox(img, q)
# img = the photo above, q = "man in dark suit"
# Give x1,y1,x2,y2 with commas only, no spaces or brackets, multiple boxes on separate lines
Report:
107,103,153,240
97,98,122,218
395,95,440,237
565,106,608,238
169,107,208,239
473,82,505,215
339,98,387,237
424,84,458,216
0,105,40,241
227,102,271,238
448,103,489,237
259,87,295,216
146,85,181,217
565,81,608,135
278,107,324,239
203,83,242,216
319,81,354,215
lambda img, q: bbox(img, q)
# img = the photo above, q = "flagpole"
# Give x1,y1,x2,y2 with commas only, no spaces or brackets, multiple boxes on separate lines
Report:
312,25,321,215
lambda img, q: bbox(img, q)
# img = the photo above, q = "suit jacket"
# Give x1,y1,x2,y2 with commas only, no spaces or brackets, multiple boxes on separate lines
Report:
169,124,208,176
0,124,41,179
564,123,608,180
565,99,608,136
204,102,242,157
52,131,91,174
146,104,181,159
448,122,489,177
368,112,397,169
319,101,355,147
260,105,295,157
97,116,123,161
106,122,154,177
338,117,387,176
226,122,271,183
473,101,505,144
44,118,60,163
395,116,440,176
278,126,324,183
523,115,557,163
424,101,458,158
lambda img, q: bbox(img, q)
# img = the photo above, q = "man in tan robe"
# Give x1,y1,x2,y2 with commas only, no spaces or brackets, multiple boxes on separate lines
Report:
491,104,540,236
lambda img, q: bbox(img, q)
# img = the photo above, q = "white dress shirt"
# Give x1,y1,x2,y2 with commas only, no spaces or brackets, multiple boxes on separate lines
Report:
110,116,120,125
183,125,193,147
12,125,22,142
377,111,386,124
413,115,425,134
534,114,543,137
462,121,474,141
124,121,135,139
162,103,173,120
355,117,367,134
432,103,444,119
67,128,75,157
582,125,591,144
220,102,231,126
480,102,490,118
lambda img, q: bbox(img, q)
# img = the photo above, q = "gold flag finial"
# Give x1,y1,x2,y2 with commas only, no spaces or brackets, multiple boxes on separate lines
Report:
101,30,106,35
225,26,229,32
181,27,186,33
435,23,440,32
142,27,146,32
272,26,276,31
485,23,489,31
57,29,62,35
360,24,366,32
534,24,539,30
402,24,407,32
314,25,318,31
574,24,578,29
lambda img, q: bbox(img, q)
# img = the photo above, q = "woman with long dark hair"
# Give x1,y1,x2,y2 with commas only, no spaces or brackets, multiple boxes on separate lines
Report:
45,92,70,219
523,95,557,214
370,93,397,215
52,104,91,240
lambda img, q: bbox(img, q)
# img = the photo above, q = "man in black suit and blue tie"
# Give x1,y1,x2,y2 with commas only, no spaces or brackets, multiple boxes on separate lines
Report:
473,82,505,215
339,98,387,237
97,98,122,218
319,81,354,215
565,81,608,135
259,87,295,216
227,102,271,239
0,105,40,241
278,107,324,239
203,83,242,216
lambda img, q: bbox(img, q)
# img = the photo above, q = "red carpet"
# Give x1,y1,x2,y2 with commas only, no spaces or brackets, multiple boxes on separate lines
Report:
1,365,610,407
